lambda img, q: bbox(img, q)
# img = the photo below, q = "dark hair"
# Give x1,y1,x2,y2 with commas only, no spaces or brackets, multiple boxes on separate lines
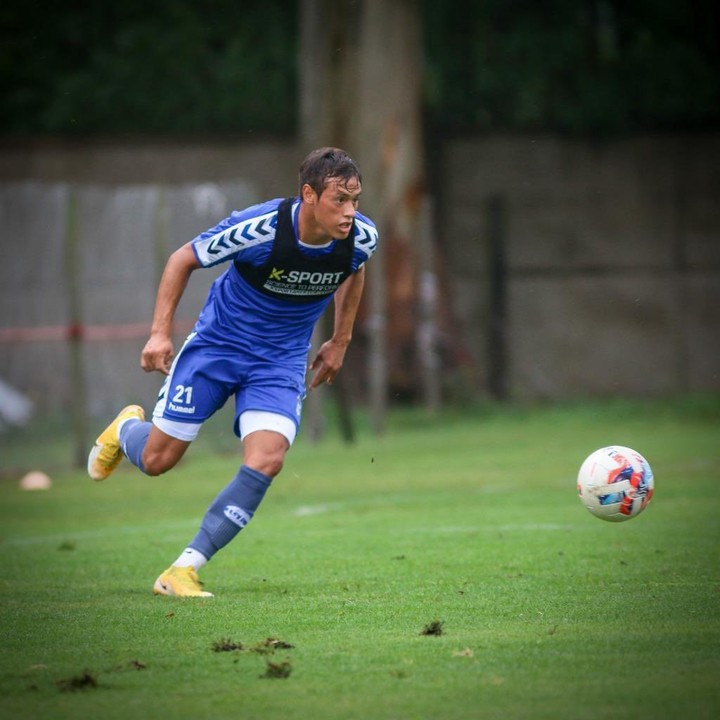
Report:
298,147,362,196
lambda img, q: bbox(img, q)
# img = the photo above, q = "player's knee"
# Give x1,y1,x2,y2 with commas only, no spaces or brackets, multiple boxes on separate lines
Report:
257,455,285,478
245,450,285,479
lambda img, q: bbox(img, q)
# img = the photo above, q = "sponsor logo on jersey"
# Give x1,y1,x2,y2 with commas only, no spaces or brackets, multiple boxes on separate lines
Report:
263,268,346,296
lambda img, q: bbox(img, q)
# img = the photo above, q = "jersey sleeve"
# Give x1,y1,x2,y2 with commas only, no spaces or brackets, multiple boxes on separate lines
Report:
191,199,282,268
351,213,379,271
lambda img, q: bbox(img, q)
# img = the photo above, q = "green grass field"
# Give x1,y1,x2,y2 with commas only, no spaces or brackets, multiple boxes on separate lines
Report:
1,397,719,720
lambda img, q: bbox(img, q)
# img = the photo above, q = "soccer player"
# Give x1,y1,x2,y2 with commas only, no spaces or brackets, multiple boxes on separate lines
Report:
88,147,378,597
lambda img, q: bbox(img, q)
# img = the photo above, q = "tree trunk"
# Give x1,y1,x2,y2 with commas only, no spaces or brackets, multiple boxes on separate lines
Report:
299,0,429,432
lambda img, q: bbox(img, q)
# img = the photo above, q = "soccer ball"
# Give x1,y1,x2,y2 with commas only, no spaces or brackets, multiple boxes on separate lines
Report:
577,445,654,522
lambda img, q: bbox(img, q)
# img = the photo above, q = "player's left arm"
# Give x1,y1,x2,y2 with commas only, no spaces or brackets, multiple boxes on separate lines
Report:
308,265,366,390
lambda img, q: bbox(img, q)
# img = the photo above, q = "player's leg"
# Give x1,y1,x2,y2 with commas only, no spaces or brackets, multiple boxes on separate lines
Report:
154,420,295,598
154,385,302,598
180,388,301,564
88,332,224,481
183,422,292,557
125,424,191,476
89,410,192,479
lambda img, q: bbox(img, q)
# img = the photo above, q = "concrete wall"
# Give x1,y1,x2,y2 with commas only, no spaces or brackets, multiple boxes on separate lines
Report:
0,134,718,422
441,134,720,399
0,137,300,193
0,138,302,419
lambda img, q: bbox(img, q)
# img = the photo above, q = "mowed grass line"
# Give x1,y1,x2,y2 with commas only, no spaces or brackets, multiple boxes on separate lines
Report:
0,397,718,720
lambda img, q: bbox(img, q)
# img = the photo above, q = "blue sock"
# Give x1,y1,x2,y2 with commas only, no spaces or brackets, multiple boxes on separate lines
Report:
188,465,272,561
119,419,151,473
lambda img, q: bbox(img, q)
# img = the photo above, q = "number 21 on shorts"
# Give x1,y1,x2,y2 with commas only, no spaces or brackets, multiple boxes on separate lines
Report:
173,384,193,405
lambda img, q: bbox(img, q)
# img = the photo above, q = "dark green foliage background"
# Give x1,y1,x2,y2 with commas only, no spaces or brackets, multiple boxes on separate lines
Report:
0,0,298,135
1,0,718,136
423,0,720,134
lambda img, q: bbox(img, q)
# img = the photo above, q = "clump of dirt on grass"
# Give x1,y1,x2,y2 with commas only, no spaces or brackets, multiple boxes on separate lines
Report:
56,670,98,692
261,659,292,679
212,636,295,654
212,637,244,652
420,620,444,636
251,637,294,653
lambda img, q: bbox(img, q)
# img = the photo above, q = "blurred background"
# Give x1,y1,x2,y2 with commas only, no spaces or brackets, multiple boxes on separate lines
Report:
1,0,719,463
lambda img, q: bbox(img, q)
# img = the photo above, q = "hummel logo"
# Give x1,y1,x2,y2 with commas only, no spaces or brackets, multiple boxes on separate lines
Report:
206,213,277,256
354,220,378,256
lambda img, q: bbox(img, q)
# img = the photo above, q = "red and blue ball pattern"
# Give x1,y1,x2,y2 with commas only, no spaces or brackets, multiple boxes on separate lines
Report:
577,445,654,522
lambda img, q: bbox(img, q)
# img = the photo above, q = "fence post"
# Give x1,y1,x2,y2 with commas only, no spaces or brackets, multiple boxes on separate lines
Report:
65,186,89,467
486,195,508,401
416,195,441,412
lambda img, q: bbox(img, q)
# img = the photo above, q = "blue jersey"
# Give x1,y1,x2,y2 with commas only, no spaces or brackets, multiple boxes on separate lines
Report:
190,198,377,364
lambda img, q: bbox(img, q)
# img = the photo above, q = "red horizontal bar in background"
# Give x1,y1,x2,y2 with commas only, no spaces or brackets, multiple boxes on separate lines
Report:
0,320,196,343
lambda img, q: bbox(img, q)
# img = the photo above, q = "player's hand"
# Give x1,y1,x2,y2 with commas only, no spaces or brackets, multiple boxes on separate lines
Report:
308,339,348,390
141,333,174,375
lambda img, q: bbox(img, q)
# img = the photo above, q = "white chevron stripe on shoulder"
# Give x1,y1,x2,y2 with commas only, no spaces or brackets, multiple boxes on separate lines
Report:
353,218,378,259
195,210,277,266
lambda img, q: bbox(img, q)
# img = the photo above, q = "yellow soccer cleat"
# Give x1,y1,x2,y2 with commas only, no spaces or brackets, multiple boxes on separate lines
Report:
153,566,214,598
87,404,145,481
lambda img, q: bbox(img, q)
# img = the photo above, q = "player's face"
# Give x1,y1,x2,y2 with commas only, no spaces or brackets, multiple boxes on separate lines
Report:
303,176,362,242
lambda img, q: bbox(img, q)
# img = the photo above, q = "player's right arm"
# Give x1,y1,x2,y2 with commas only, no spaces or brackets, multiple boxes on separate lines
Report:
141,243,201,375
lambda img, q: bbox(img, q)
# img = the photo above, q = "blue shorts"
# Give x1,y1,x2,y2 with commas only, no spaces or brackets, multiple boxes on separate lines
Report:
152,331,307,439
